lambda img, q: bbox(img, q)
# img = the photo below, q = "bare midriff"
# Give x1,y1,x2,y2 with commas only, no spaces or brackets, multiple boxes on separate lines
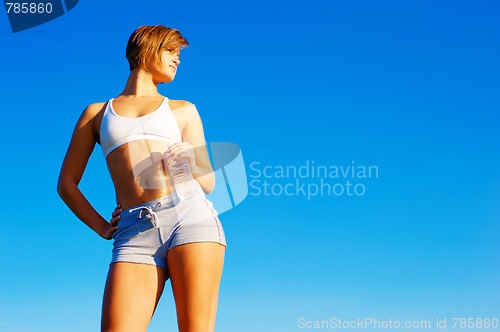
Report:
105,139,176,210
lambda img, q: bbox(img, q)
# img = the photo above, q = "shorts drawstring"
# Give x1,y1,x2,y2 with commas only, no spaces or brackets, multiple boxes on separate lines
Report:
129,205,159,228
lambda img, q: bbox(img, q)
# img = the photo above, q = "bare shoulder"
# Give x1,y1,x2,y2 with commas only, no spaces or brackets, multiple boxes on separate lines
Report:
78,102,107,138
75,102,107,125
168,99,200,126
83,102,107,118
169,99,197,113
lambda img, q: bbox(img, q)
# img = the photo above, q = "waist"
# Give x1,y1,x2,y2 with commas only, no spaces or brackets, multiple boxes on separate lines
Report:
117,188,174,210
119,194,178,220
115,181,205,211
118,189,209,228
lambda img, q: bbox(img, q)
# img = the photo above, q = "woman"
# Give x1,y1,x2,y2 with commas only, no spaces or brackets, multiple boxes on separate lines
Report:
57,25,226,332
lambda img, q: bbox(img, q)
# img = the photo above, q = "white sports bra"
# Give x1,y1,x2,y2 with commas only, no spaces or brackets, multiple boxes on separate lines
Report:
99,97,182,157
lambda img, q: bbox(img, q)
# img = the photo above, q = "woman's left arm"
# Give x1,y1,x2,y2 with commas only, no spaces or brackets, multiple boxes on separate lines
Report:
169,102,215,194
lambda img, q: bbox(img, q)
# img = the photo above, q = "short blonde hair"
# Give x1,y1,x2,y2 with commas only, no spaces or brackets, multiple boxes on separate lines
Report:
126,25,189,71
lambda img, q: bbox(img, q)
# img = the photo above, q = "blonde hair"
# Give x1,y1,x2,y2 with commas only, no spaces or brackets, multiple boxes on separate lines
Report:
126,25,189,71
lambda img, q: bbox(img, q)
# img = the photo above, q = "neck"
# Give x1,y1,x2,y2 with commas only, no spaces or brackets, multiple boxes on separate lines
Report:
120,68,161,97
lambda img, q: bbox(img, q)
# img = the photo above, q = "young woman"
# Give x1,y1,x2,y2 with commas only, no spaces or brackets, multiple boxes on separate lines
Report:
57,25,226,332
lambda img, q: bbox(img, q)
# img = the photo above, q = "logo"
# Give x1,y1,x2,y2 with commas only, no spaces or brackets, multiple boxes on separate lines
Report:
206,142,248,214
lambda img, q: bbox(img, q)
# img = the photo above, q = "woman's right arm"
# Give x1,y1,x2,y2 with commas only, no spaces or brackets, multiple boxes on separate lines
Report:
57,103,119,240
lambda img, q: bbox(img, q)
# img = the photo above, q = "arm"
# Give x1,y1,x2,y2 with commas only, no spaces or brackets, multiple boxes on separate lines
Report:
57,103,118,240
169,102,215,194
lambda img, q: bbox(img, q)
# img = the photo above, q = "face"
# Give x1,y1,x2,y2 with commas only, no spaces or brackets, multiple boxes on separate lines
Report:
146,48,181,84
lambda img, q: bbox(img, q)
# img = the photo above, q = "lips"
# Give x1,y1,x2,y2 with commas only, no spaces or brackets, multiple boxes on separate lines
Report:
169,65,177,72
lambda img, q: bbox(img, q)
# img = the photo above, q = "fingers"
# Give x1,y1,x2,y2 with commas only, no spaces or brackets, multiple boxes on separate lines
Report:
113,203,121,213
110,204,122,228
167,142,193,156
111,204,122,218
101,204,122,240
166,142,195,163
110,216,120,228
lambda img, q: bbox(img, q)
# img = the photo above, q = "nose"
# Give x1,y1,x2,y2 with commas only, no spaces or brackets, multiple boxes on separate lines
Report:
173,57,180,66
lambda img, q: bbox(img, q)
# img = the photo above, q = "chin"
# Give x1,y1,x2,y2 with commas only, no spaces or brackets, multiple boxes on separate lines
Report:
156,76,175,84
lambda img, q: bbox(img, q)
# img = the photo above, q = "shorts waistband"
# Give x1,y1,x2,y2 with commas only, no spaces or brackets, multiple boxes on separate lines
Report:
119,194,179,227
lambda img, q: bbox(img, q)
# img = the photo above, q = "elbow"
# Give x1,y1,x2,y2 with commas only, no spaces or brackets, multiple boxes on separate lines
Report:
204,184,215,195
208,173,216,194
203,175,216,195
57,178,67,200
57,177,73,201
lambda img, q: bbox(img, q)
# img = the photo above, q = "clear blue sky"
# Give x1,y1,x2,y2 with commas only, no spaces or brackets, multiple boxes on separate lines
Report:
1,0,499,331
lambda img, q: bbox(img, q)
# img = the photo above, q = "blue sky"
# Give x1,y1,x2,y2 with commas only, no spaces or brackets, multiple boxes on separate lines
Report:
1,0,499,331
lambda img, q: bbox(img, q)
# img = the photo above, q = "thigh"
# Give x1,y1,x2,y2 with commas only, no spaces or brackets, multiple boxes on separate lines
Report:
167,242,226,332
101,262,168,332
